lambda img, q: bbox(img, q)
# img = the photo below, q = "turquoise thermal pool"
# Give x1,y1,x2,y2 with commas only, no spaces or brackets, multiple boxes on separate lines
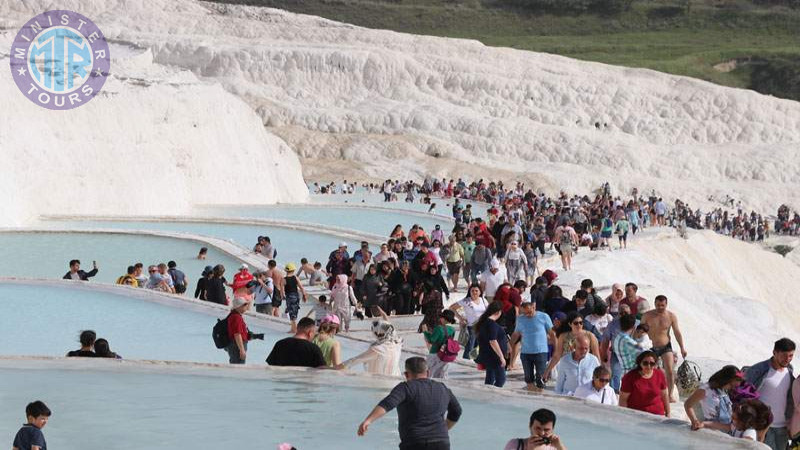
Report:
0,231,242,284
0,359,749,450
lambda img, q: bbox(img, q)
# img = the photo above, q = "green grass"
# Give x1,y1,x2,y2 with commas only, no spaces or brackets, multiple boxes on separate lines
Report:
211,0,800,99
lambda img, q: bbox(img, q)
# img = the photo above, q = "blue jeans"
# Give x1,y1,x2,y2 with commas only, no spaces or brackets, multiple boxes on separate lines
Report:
610,353,622,392
462,326,476,359
484,364,506,387
521,353,548,388
764,427,789,450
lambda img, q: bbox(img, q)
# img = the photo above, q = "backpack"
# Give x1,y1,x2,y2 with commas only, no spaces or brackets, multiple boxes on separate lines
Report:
437,327,461,362
676,360,702,394
212,314,231,349
559,228,572,246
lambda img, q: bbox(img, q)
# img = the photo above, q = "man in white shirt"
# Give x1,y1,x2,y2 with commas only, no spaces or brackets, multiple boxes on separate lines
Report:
479,258,507,301
555,335,600,396
745,338,795,450
573,366,618,406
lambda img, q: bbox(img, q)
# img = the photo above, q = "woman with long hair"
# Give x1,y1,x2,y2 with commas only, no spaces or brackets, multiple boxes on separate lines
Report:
684,365,744,431
449,284,488,359
620,350,670,417
390,224,404,239
475,301,508,387
419,279,444,332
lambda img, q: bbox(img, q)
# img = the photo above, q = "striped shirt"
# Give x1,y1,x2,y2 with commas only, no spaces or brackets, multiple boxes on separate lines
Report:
613,332,640,372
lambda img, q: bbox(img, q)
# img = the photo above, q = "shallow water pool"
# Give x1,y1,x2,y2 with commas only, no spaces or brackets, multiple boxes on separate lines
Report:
194,204,451,237
39,220,362,266
0,359,749,450
0,231,241,284
0,283,365,363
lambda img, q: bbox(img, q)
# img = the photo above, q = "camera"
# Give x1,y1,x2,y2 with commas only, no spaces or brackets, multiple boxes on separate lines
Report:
248,332,265,340
246,280,258,289
540,437,551,445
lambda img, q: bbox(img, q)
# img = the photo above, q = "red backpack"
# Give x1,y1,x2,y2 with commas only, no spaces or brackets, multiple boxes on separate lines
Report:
437,326,461,362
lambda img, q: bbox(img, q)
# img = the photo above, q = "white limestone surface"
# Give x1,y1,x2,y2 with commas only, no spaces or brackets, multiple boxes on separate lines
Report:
550,228,800,368
0,11,308,227
4,0,799,214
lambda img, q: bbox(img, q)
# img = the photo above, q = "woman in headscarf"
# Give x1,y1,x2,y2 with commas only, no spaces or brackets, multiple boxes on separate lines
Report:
362,264,387,318
604,283,625,317
330,274,357,332
504,240,528,285
342,306,403,376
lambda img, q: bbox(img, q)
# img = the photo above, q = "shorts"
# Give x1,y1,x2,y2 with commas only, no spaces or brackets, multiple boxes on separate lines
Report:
601,230,613,239
285,292,300,320
652,342,673,358
446,261,462,275
560,243,573,256
255,303,272,315
271,290,283,307
618,231,628,241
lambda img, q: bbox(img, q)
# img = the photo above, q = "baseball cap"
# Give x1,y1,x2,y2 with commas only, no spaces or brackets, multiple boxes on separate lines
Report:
321,314,341,326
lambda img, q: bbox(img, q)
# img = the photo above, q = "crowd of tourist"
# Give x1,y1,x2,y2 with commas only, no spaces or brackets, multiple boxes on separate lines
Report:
315,177,799,248
47,178,800,450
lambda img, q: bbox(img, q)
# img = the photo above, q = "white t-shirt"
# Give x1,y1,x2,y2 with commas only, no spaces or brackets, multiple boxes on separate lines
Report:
480,268,507,297
759,367,791,427
730,426,757,441
573,381,618,405
457,297,489,326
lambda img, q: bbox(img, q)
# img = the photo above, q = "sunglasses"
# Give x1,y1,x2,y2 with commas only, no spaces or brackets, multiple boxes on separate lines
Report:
641,361,657,367
597,378,611,383
148,270,156,273
571,321,583,326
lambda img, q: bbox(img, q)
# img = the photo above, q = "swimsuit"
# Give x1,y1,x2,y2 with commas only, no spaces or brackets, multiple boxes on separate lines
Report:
652,341,673,357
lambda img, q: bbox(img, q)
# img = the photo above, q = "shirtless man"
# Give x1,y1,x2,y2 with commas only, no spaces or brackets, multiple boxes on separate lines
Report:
641,295,687,401
267,260,286,318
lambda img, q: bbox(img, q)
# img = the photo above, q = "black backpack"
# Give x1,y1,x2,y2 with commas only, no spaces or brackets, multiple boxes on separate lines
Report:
212,314,231,349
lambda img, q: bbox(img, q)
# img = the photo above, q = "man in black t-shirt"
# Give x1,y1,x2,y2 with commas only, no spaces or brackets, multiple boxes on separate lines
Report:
266,318,326,368
358,356,462,450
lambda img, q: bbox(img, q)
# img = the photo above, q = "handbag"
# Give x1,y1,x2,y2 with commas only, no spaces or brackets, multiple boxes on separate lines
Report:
457,323,470,346
437,326,461,363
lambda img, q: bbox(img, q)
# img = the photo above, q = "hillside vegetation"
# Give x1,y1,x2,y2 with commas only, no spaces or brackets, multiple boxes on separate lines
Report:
211,0,800,101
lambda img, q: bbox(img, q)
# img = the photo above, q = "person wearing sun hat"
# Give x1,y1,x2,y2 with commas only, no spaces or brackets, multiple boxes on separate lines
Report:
227,297,251,364
231,263,254,301
283,262,307,333
312,315,342,367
